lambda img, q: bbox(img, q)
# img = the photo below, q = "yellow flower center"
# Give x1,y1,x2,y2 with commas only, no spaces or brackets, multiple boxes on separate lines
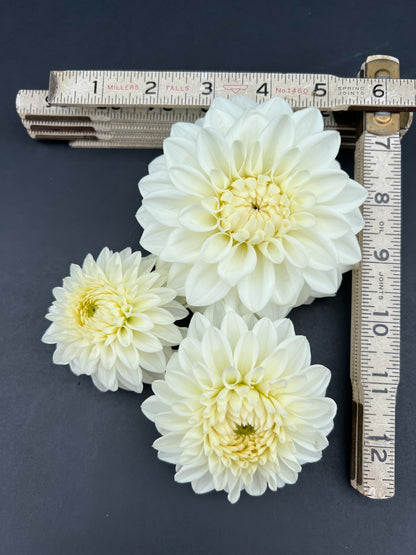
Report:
219,175,292,244
78,293,98,325
202,382,287,475
234,423,255,436
75,285,133,333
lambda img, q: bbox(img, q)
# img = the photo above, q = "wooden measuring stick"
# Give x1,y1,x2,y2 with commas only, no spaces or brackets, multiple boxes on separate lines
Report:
47,70,416,111
351,56,401,498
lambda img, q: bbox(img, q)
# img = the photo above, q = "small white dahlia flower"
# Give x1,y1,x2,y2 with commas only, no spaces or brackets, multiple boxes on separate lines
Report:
42,248,187,393
142,310,336,503
137,96,367,317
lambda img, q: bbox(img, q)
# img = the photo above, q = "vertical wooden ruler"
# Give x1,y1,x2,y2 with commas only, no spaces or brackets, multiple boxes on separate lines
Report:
351,56,401,498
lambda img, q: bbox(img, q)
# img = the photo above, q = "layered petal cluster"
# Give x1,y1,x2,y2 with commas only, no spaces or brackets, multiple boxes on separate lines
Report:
137,96,367,317
142,309,336,503
42,248,187,392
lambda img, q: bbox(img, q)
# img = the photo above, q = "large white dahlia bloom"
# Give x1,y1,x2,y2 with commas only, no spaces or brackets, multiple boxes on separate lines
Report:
137,96,367,317
142,309,336,503
42,248,187,393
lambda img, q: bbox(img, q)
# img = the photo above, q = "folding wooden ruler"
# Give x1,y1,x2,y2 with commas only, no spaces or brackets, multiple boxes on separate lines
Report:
16,55,415,499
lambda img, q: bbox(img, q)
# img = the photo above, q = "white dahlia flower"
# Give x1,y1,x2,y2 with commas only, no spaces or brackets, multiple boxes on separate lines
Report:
142,309,337,503
137,96,366,317
42,248,187,393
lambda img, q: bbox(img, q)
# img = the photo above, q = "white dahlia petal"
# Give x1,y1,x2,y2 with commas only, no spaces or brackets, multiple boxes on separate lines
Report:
333,232,363,266
226,111,270,149
197,128,231,175
42,248,187,393
187,312,212,341
170,121,200,140
142,310,336,502
138,171,172,196
296,131,341,171
220,311,249,349
202,98,243,133
178,204,218,232
185,261,230,306
292,107,324,142
201,233,233,263
303,267,340,295
138,96,367,317
217,243,257,285
163,136,199,170
273,262,303,305
237,253,275,312
169,165,214,197
272,147,301,177
323,178,368,212
256,96,293,119
140,222,171,255
161,228,210,262
231,96,257,110
258,115,295,172
141,189,191,226
148,154,167,173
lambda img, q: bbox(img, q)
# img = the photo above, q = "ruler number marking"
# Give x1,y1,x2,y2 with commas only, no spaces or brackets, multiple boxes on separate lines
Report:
375,138,391,149
372,84,385,98
373,323,389,336
368,434,391,441
371,448,388,462
256,82,269,97
375,192,390,204
201,82,213,96
145,81,157,95
313,82,327,97
373,249,389,261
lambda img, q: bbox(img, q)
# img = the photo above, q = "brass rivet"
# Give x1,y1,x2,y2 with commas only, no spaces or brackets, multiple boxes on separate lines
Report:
374,69,391,78
374,112,392,125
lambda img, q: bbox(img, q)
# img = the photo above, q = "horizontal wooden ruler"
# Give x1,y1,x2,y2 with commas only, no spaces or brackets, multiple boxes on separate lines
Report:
48,70,416,110
16,89,359,148
16,89,206,122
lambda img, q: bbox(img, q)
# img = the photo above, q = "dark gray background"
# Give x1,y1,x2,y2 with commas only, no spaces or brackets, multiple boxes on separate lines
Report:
1,1,415,554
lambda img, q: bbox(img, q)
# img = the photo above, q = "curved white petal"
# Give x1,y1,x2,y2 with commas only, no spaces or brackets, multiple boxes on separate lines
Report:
220,311,249,350
256,96,293,119
143,189,191,226
258,115,295,172
217,243,257,286
169,165,215,197
226,112,270,149
197,128,231,176
185,262,230,306
140,222,172,255
161,227,211,263
292,107,323,142
164,136,200,170
200,233,233,263
148,154,167,174
237,253,275,312
296,131,341,171
178,205,218,232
